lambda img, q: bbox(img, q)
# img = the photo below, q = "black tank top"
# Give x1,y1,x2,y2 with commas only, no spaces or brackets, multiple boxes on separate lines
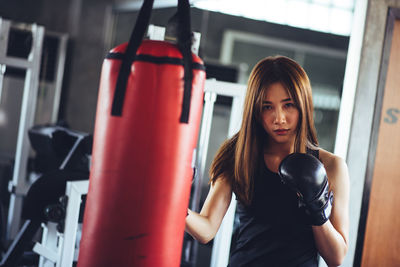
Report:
228,150,319,267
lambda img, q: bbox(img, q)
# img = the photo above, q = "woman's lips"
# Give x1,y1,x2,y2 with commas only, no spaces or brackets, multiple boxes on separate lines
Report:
274,129,289,135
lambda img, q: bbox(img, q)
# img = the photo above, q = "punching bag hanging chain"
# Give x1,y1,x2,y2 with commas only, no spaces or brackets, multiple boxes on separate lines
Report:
111,0,194,124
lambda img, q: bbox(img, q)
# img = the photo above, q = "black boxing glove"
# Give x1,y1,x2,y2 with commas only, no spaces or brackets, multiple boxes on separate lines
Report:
278,153,333,226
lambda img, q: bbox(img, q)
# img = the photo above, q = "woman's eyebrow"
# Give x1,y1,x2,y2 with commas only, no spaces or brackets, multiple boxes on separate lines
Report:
262,98,292,104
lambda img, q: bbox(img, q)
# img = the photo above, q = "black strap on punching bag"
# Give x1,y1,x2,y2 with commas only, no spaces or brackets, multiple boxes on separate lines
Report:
176,0,193,123
111,0,154,117
111,0,194,124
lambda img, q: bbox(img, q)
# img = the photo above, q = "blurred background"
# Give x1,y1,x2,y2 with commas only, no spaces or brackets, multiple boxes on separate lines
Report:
0,0,399,266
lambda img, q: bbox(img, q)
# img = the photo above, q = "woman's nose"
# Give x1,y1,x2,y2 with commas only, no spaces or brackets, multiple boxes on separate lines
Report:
274,108,286,124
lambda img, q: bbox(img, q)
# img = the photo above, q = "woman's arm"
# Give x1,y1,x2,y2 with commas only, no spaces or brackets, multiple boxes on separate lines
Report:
313,150,350,266
185,177,232,244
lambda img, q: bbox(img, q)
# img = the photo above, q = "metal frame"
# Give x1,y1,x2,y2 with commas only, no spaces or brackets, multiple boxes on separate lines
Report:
33,180,89,267
0,18,45,239
199,79,246,267
59,180,88,266
181,78,248,267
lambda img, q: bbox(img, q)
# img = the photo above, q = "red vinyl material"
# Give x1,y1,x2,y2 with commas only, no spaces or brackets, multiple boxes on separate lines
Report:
77,40,205,267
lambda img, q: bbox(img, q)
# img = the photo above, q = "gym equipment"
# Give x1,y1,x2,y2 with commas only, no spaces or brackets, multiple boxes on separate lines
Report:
0,125,91,267
77,0,205,266
28,80,246,267
197,80,245,267
0,17,68,241
0,18,44,240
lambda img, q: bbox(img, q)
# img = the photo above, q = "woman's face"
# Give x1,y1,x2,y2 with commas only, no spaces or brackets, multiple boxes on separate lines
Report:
261,82,299,145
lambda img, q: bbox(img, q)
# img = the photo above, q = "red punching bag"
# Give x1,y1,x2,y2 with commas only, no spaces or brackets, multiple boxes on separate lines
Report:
77,1,205,266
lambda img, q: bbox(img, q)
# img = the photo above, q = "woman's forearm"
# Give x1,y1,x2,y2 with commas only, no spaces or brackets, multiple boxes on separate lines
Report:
185,177,232,244
312,221,348,266
185,209,218,244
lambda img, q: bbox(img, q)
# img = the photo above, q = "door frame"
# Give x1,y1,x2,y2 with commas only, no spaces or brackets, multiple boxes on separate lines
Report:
353,7,400,266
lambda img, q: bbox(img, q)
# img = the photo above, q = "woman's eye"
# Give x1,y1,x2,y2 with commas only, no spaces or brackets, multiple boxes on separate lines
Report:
263,105,272,110
285,103,295,108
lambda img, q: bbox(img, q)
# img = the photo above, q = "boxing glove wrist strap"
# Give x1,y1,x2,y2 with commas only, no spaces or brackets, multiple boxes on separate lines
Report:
307,190,333,226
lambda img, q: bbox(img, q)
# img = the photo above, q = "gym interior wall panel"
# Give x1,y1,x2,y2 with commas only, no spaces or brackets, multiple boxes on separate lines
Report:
359,11,400,267
62,0,108,133
344,1,400,266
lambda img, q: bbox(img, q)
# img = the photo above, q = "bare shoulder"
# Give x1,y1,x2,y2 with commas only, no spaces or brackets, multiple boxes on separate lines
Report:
318,149,346,170
210,175,233,196
318,149,349,191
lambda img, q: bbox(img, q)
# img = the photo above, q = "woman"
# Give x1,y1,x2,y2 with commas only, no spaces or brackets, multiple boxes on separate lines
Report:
185,56,349,267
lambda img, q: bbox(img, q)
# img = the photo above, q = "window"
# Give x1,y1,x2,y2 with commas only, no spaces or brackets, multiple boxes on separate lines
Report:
194,0,355,36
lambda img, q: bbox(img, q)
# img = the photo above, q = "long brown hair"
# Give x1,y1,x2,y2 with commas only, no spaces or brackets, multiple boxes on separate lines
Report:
209,56,318,205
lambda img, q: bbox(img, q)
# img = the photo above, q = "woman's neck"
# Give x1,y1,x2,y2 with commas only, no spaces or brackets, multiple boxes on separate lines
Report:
264,139,295,158
263,140,295,173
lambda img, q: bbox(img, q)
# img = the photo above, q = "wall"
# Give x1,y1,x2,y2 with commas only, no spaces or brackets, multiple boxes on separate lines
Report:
0,1,348,136
344,0,400,266
0,0,114,134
